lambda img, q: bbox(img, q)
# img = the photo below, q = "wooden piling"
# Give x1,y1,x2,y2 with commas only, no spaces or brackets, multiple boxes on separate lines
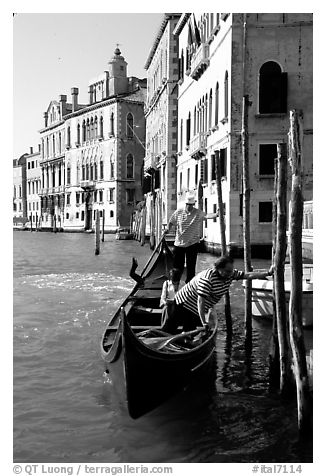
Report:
101,210,105,242
95,210,100,255
274,143,292,396
53,215,57,233
215,150,232,334
288,109,312,435
269,157,281,390
241,94,252,341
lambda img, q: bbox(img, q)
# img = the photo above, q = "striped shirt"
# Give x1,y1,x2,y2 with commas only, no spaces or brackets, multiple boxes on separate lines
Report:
175,267,245,316
168,207,205,247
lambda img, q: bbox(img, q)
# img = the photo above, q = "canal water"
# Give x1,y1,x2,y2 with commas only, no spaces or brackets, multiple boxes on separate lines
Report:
13,231,312,463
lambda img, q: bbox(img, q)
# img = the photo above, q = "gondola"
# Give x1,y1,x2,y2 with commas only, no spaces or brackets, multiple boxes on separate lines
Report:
100,237,218,419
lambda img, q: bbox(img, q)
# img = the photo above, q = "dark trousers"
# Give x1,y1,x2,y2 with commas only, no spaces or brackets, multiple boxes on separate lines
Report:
161,302,202,334
173,242,199,283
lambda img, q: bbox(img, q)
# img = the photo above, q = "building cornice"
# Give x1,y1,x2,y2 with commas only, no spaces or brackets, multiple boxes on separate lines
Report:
39,120,65,134
173,13,191,36
144,13,182,70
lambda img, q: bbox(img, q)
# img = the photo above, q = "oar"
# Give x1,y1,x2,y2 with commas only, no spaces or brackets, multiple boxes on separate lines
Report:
157,327,206,350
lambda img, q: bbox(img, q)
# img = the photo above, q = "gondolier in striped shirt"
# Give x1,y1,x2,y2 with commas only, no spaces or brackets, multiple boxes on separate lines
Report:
163,192,218,283
161,255,273,334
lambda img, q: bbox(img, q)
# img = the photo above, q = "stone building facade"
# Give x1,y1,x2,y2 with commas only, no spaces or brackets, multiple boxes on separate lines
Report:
13,153,28,223
39,95,73,230
174,13,313,255
143,13,181,243
62,48,146,232
26,147,41,228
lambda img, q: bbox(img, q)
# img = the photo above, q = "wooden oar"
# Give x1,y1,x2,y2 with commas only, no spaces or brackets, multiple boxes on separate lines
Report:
157,327,206,350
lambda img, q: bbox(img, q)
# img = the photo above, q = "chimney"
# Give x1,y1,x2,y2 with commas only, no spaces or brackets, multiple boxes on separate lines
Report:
88,85,93,104
59,94,67,116
71,87,79,112
30,147,33,155
44,112,48,127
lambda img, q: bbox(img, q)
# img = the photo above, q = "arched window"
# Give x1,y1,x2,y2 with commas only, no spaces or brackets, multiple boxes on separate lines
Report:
259,61,287,113
52,135,55,155
90,117,94,139
86,119,90,141
126,113,134,138
126,154,134,179
86,164,89,180
215,82,219,125
99,117,104,138
94,163,97,180
194,107,197,135
110,113,114,136
58,132,62,152
82,165,85,181
100,160,104,179
67,127,71,147
224,71,228,118
180,119,183,151
179,49,184,80
90,164,94,180
77,124,80,144
186,112,191,146
94,117,98,138
67,166,71,185
209,89,213,129
204,94,208,132
82,121,86,142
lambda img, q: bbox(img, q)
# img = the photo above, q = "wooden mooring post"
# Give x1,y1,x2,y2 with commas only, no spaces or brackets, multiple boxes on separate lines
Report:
269,157,280,389
274,143,292,396
288,109,312,435
241,94,252,344
101,210,105,242
30,214,33,232
53,215,57,233
95,210,100,255
215,150,232,335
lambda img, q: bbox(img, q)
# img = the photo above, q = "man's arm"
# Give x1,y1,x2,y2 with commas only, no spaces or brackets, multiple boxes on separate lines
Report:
204,212,218,220
197,296,206,326
163,211,177,234
242,265,274,280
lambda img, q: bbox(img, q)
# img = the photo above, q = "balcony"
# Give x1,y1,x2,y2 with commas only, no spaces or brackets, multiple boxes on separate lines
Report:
144,152,159,171
189,133,207,159
80,180,95,190
190,43,210,80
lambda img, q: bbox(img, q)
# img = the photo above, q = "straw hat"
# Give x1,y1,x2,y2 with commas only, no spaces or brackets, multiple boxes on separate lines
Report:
185,192,196,205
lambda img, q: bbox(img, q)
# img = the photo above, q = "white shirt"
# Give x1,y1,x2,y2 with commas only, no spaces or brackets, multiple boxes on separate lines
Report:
160,279,186,307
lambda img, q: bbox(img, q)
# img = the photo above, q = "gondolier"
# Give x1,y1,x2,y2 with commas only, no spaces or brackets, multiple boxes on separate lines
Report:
162,255,273,334
163,192,218,283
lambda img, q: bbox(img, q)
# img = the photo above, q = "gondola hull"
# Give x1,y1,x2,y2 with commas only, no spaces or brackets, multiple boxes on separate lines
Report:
101,237,218,419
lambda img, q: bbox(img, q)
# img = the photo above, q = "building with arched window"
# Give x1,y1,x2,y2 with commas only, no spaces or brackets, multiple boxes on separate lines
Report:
26,147,41,228
173,13,312,256
61,47,146,231
13,153,28,226
144,13,181,244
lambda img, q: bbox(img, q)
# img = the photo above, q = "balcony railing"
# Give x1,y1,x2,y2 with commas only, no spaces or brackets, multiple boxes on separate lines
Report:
189,133,207,159
80,180,95,189
190,43,210,80
144,152,159,171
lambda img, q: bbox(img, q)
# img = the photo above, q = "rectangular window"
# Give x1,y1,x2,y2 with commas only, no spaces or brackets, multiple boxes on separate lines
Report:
33,202,35,211
66,194,70,205
94,191,97,203
19,203,22,211
36,202,38,210
259,202,273,223
67,167,71,185
259,144,277,175
201,158,208,184
100,161,104,179
187,168,190,190
179,172,183,191
28,203,31,211
213,204,217,222
211,154,216,181
66,213,69,219
76,212,79,219
81,211,85,221
76,193,80,205
99,190,103,202
220,148,227,177
81,192,85,203
109,188,114,202
126,189,135,204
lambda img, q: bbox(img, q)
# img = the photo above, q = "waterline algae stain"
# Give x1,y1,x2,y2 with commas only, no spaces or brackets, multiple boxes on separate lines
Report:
13,232,312,463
